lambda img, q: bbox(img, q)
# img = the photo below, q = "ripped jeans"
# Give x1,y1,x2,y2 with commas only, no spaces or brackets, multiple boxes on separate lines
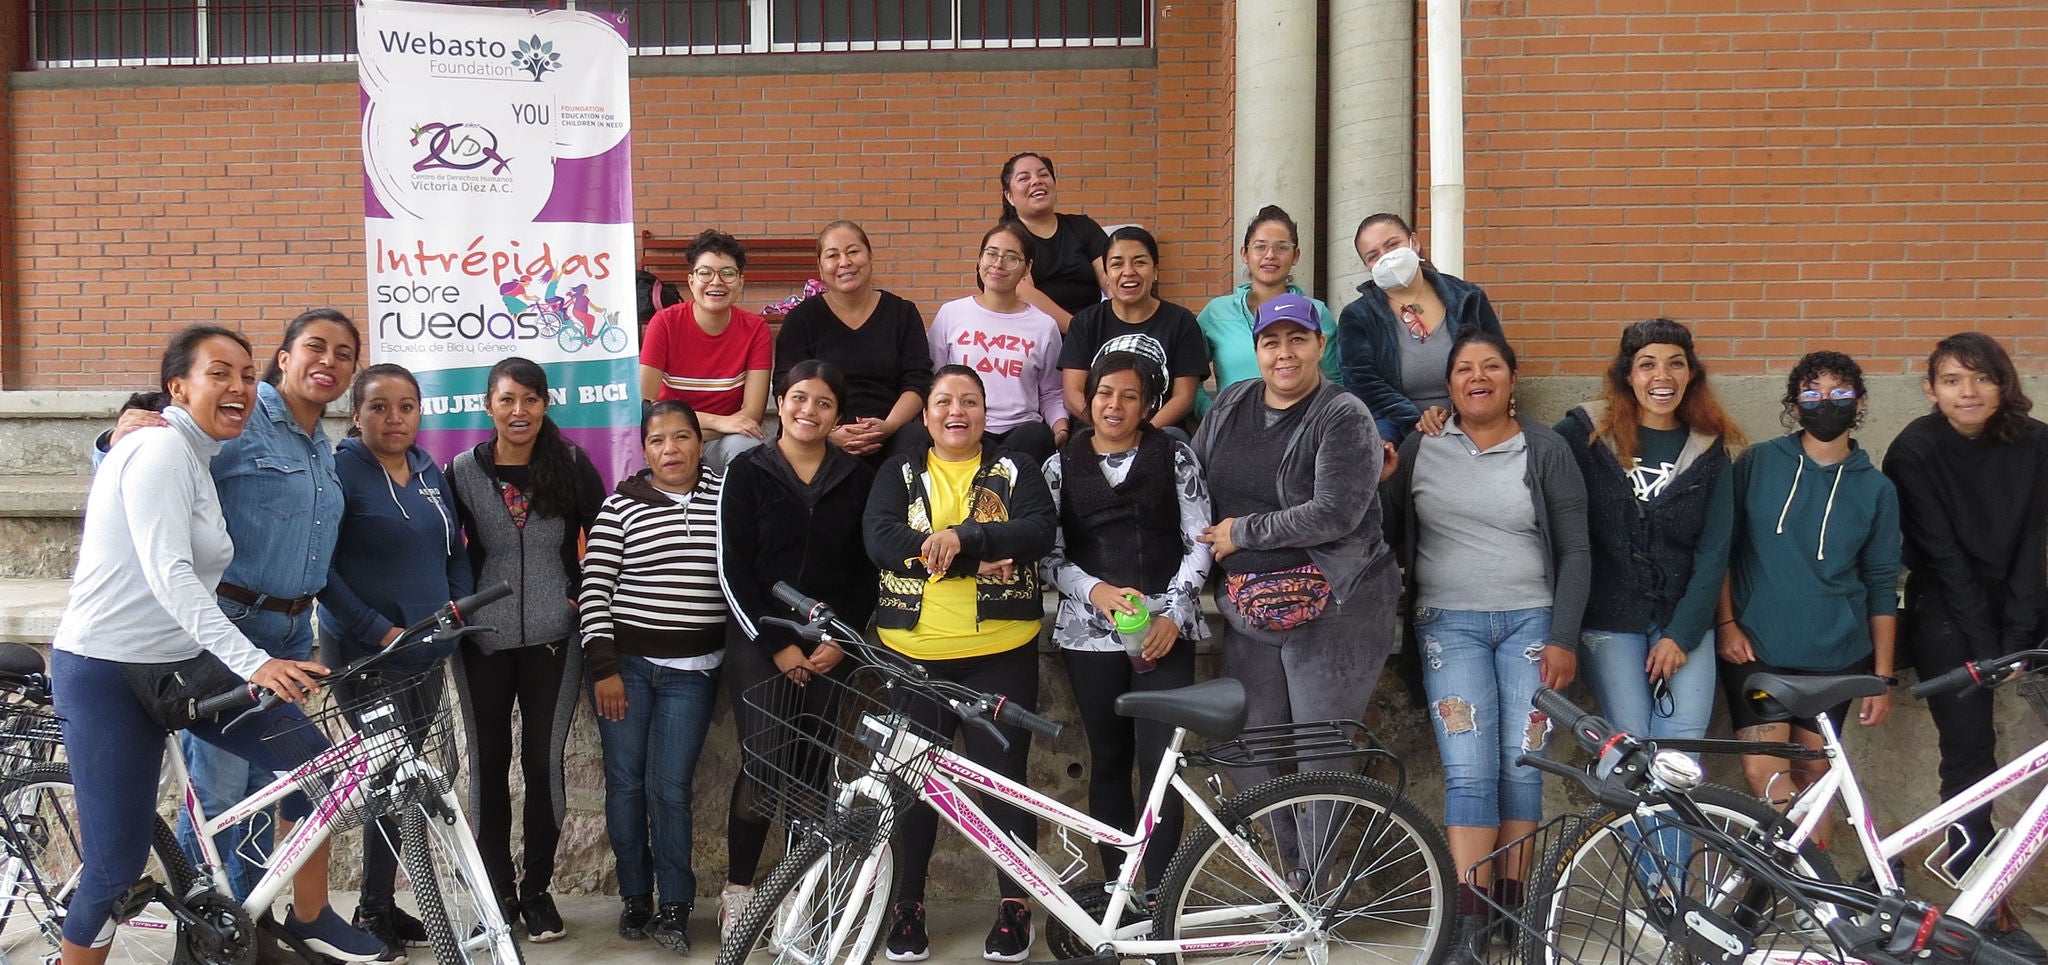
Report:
1415,606,1553,828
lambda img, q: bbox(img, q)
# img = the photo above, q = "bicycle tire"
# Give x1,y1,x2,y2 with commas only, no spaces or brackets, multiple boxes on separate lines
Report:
400,801,524,965
600,325,628,353
0,762,236,965
1152,770,1456,965
1521,783,1842,965
716,836,898,965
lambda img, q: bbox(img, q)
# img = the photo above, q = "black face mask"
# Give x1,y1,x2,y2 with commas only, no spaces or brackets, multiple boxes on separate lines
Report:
1798,402,1857,443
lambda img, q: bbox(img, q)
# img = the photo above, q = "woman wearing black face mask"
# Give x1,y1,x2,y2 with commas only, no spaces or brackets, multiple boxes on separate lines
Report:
1715,351,1900,845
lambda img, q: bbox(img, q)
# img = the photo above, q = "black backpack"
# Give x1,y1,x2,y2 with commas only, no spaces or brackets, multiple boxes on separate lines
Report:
636,269,680,324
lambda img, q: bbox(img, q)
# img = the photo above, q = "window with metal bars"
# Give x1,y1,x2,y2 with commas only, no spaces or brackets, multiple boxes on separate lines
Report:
28,0,1147,66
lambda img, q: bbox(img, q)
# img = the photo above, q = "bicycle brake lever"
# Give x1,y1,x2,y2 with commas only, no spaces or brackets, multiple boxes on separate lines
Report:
954,700,1012,753
220,689,283,735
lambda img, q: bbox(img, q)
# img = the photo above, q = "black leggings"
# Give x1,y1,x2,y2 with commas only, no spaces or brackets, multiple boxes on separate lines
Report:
1061,644,1197,887
1908,603,2004,871
339,670,447,906
891,644,1040,904
455,639,581,901
724,623,852,887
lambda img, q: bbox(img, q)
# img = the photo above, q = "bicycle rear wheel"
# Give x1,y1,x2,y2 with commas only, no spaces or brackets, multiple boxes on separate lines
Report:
0,762,226,965
1152,771,1456,965
716,836,897,965
399,799,523,965
1521,784,1841,965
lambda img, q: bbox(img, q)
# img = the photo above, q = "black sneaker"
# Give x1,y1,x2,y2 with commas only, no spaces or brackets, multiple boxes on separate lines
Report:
1452,912,1490,965
650,902,691,955
519,892,566,943
885,901,929,962
618,894,653,941
984,900,1034,963
354,899,431,950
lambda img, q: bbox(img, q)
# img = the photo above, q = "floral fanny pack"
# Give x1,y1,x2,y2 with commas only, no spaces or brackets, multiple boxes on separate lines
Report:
1222,563,1333,631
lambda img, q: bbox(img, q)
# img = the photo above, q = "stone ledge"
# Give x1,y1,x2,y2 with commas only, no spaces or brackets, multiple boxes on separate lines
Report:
0,580,69,644
0,476,89,517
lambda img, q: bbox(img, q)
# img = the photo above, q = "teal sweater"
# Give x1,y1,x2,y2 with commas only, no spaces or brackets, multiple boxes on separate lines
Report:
1729,434,1901,671
1193,283,1343,416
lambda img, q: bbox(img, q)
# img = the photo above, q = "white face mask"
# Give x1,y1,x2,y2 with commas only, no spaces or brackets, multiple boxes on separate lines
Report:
1370,245,1421,290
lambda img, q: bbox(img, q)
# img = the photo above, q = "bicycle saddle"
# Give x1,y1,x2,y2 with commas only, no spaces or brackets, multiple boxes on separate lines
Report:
1742,671,1887,722
1114,677,1248,741
0,643,45,677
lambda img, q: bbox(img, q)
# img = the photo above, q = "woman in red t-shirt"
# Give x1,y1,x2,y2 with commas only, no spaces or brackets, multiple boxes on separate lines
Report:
638,229,773,470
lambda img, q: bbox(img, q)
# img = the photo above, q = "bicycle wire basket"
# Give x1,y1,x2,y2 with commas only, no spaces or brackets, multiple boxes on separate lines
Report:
258,666,458,835
1478,806,1845,965
737,661,950,849
0,695,64,772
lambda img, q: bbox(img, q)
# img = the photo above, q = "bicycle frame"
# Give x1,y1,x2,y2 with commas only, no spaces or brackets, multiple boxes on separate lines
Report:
842,717,1331,959
1776,714,2048,926
164,705,433,919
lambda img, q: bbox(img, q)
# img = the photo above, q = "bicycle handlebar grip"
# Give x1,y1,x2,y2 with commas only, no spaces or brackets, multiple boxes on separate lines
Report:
450,585,512,622
193,682,265,720
1533,688,1611,753
773,582,829,621
1909,663,1978,699
993,699,1063,739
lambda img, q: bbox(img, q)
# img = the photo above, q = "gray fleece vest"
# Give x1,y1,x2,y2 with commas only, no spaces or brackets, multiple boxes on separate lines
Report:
449,449,578,653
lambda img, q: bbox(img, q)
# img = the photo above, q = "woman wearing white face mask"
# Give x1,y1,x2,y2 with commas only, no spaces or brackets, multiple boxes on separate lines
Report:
1335,213,1503,444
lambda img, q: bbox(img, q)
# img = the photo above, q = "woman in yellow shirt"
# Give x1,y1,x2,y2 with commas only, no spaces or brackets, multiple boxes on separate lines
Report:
862,364,1058,963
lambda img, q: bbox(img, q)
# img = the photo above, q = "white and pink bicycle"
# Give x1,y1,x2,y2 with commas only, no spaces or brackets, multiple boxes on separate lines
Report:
715,584,1457,965
0,586,521,965
1497,647,2048,965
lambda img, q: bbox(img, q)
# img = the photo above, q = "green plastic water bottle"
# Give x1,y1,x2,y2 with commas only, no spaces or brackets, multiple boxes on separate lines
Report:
1111,595,1157,674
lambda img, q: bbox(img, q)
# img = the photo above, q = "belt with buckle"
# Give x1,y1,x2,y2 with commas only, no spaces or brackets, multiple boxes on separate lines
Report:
217,582,316,617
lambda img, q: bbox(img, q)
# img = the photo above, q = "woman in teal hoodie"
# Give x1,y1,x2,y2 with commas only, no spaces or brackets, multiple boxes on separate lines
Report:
1715,351,1900,830
1194,205,1342,417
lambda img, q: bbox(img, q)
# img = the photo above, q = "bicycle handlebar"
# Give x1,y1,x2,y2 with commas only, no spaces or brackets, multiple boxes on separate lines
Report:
1909,647,2047,699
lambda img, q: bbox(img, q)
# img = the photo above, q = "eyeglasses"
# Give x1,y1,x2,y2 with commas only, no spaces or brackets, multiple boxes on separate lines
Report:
980,249,1027,269
1796,387,1858,410
1248,242,1297,257
690,266,741,283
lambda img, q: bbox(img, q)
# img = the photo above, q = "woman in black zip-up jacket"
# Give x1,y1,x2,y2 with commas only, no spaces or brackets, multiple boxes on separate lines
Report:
446,356,604,942
713,360,878,942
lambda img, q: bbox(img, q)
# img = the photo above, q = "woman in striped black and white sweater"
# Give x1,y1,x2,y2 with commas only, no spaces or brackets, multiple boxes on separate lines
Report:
577,399,726,953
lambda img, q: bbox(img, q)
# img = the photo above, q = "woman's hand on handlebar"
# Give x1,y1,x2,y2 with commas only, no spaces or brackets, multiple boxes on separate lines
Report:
774,644,814,685
251,658,328,702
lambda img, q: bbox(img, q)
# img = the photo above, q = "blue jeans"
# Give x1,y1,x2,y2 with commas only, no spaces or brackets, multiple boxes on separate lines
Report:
177,601,313,900
1416,606,1552,828
593,655,719,905
1578,627,1717,750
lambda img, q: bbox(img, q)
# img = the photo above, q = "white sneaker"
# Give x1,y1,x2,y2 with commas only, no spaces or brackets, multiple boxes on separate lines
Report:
719,885,754,945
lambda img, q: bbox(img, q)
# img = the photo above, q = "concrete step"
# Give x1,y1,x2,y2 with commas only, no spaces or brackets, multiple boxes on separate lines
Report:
0,579,68,645
0,390,350,476
0,475,87,579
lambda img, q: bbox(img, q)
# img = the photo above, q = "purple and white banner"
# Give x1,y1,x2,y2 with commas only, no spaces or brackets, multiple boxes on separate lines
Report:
359,0,638,485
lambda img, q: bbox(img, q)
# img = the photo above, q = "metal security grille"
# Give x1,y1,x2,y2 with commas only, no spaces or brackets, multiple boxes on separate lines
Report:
28,0,1147,65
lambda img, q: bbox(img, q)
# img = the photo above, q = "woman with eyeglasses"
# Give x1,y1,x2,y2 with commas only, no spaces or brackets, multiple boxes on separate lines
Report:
925,221,1068,466
1717,351,1899,838
1556,319,1743,751
1195,205,1342,416
1335,213,1503,443
639,229,772,471
774,221,935,465
998,151,1110,330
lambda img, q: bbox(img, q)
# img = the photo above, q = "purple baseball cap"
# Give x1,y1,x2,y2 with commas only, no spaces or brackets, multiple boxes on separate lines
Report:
1251,293,1318,338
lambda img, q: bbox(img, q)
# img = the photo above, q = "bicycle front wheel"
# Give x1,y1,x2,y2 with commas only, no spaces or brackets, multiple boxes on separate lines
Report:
1522,784,1842,965
1153,771,1456,965
0,762,224,965
400,800,524,965
717,837,897,965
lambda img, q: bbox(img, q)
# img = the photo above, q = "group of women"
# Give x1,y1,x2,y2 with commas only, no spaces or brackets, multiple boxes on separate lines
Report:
49,149,2046,965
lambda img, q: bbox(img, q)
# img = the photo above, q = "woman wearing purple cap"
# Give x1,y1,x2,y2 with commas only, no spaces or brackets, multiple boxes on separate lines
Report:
1191,291,1401,873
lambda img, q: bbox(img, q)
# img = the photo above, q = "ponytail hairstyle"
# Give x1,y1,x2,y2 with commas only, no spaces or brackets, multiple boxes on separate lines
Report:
484,357,582,519
262,308,361,385
975,220,1037,292
997,151,1056,221
1242,204,1300,248
1925,332,2032,445
1593,318,1742,466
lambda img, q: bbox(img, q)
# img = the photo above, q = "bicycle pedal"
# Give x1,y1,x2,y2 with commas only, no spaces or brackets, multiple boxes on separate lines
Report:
110,877,159,922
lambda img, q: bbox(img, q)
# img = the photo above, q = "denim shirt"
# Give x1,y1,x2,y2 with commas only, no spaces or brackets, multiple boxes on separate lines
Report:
212,380,342,599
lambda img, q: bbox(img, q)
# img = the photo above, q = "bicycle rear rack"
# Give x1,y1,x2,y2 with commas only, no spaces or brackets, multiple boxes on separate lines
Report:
1185,720,1407,790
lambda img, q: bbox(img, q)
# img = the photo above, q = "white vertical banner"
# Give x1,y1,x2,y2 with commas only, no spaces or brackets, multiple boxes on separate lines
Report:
359,0,639,485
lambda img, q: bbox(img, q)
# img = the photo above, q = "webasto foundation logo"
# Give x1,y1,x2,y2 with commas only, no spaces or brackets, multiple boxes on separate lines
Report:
373,29,563,81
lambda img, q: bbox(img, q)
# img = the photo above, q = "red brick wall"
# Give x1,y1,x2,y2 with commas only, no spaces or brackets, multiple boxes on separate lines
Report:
0,0,24,385
3,0,1230,388
1416,0,2048,377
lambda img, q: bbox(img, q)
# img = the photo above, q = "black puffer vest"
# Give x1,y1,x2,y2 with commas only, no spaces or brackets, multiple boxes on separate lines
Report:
1057,427,1182,594
1562,406,1728,635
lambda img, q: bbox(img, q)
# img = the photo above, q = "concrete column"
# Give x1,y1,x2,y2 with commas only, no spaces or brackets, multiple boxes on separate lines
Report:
1235,0,1319,291
1324,0,1414,315
1425,0,1465,277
